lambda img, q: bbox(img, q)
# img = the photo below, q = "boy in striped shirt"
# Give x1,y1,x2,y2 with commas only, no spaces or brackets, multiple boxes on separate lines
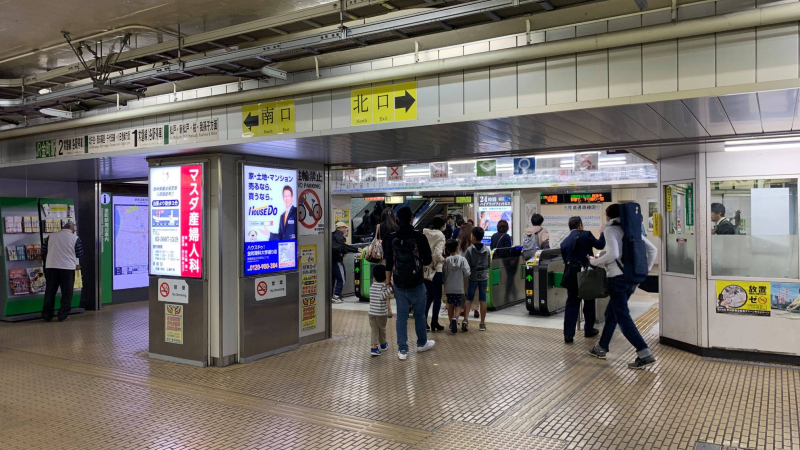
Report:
369,264,390,356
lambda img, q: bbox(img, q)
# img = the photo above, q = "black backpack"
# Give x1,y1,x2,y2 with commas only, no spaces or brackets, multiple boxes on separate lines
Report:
611,203,649,284
391,234,423,288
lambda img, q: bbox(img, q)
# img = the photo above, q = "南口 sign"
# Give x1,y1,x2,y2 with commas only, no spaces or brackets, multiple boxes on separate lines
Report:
149,164,204,278
243,165,298,276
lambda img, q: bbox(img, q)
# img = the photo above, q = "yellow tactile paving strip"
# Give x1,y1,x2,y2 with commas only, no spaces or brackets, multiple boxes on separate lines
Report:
0,301,798,450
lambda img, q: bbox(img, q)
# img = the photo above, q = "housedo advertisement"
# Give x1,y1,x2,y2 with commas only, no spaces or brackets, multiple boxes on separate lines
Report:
149,164,203,278
477,193,512,245
243,165,298,276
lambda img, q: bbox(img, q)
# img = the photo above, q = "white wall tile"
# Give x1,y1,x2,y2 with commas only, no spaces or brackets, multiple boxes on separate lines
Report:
295,94,313,133
757,23,799,82
517,60,546,108
439,72,464,116
609,46,642,98
490,64,517,111
577,50,609,101
546,55,577,104
464,68,490,114
331,88,350,128
678,35,716,90
417,74,439,119
312,92,332,130
717,29,756,86
643,40,678,94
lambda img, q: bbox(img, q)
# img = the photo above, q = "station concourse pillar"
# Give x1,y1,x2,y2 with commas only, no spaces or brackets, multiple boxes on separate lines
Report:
148,153,329,367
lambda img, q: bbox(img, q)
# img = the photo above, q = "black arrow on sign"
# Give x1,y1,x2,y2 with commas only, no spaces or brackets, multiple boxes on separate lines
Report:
395,90,416,112
243,112,259,131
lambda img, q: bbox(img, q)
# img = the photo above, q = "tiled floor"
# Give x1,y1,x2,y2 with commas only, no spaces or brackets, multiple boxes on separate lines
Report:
0,301,798,450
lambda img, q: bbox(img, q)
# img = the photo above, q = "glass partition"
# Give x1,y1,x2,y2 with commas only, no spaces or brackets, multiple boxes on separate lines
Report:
710,179,799,279
664,183,695,275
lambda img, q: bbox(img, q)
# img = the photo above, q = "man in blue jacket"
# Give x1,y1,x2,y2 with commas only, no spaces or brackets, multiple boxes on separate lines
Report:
560,216,605,344
276,185,297,241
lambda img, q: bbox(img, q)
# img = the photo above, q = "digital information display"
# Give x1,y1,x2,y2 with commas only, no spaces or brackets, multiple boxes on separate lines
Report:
243,165,298,276
149,164,204,278
540,192,612,204
477,193,513,245
113,196,149,290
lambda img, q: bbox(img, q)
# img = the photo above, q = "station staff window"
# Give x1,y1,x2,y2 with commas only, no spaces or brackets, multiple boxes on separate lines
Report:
710,179,798,279
664,183,695,275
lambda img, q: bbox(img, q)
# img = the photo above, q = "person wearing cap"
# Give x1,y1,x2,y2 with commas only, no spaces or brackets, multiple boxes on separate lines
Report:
332,221,358,303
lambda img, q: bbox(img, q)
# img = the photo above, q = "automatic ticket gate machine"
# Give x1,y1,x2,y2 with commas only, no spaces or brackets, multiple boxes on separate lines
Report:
525,249,569,316
353,247,372,302
486,247,526,310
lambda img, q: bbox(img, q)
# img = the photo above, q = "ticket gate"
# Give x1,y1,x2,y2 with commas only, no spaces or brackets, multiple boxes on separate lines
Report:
353,248,372,301
525,249,568,315
344,244,368,299
486,247,526,310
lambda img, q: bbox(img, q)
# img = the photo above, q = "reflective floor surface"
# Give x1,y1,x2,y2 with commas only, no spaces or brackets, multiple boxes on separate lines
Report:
0,301,797,449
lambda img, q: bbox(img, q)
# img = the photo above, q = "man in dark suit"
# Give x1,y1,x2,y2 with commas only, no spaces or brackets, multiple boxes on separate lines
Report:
560,216,605,344
277,185,297,241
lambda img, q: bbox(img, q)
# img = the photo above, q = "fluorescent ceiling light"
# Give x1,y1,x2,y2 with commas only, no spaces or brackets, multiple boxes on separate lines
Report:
725,137,800,146
536,152,575,159
599,161,627,166
39,108,74,119
725,143,800,152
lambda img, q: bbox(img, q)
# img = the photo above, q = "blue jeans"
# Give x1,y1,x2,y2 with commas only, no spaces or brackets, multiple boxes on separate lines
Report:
332,262,345,297
395,283,428,352
598,276,649,353
467,280,487,302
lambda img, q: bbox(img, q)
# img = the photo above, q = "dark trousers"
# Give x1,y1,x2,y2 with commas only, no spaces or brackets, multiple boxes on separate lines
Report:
332,262,345,297
424,272,443,326
42,268,76,321
598,276,649,352
564,284,596,338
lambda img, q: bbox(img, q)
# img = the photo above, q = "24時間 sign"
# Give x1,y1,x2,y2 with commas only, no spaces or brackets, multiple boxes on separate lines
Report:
149,164,203,278
243,165,298,276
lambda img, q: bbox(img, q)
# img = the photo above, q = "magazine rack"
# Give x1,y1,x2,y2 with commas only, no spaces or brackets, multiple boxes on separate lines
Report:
0,197,83,322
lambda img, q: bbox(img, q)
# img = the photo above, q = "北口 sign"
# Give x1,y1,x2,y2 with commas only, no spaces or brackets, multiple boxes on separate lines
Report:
716,281,771,316
255,275,287,300
149,164,204,278
243,165,298,276
350,81,417,126
297,170,324,236
168,119,219,145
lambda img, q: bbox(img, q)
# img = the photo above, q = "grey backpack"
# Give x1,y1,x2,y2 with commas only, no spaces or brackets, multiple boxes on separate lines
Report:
522,231,540,260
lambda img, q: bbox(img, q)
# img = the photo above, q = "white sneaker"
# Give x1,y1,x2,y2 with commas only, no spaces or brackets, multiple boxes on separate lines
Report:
398,350,408,360
331,296,344,304
417,340,435,352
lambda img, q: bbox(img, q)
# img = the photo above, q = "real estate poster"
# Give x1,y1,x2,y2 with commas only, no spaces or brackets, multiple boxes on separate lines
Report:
770,282,800,319
716,281,771,316
243,165,298,276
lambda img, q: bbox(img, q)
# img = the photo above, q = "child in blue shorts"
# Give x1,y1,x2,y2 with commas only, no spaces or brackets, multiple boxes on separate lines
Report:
464,227,491,332
443,239,470,334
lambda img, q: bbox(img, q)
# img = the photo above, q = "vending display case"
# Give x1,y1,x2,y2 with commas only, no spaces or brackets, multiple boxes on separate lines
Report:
0,197,82,321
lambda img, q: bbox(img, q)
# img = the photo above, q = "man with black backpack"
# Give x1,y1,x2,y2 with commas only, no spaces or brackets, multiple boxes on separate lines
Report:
383,206,435,360
588,203,658,370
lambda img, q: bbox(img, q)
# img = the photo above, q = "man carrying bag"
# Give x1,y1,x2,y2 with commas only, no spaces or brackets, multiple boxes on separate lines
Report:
561,217,605,344
587,203,658,370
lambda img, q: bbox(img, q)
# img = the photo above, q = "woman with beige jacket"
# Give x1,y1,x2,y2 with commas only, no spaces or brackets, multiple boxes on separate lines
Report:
423,215,447,332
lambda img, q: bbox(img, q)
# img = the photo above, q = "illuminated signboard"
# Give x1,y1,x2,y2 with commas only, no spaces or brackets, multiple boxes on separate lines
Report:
477,193,512,245
113,196,149,289
364,196,385,201
569,192,611,203
541,194,560,204
386,196,404,204
541,192,612,204
407,195,423,199
456,196,473,204
149,164,204,278
243,165,298,276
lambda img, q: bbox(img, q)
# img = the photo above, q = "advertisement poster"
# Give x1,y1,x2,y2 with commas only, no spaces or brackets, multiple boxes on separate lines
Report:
647,199,658,232
387,166,404,181
300,245,318,296
149,164,204,278
362,168,378,182
300,244,318,332
770,282,800,319
333,209,351,243
243,165,298,276
297,170,324,236
477,193,512,245
302,296,317,331
343,169,361,183
716,281,771,316
165,304,184,344
40,203,69,219
112,196,149,290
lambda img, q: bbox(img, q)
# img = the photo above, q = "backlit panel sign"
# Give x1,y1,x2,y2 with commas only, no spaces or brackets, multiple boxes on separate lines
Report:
386,196,404,204
243,165,298,276
149,164,204,278
456,196,473,204
540,192,612,204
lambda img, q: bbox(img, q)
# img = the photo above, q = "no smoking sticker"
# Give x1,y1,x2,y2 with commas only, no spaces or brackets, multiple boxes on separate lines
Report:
255,275,286,300
157,278,188,304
